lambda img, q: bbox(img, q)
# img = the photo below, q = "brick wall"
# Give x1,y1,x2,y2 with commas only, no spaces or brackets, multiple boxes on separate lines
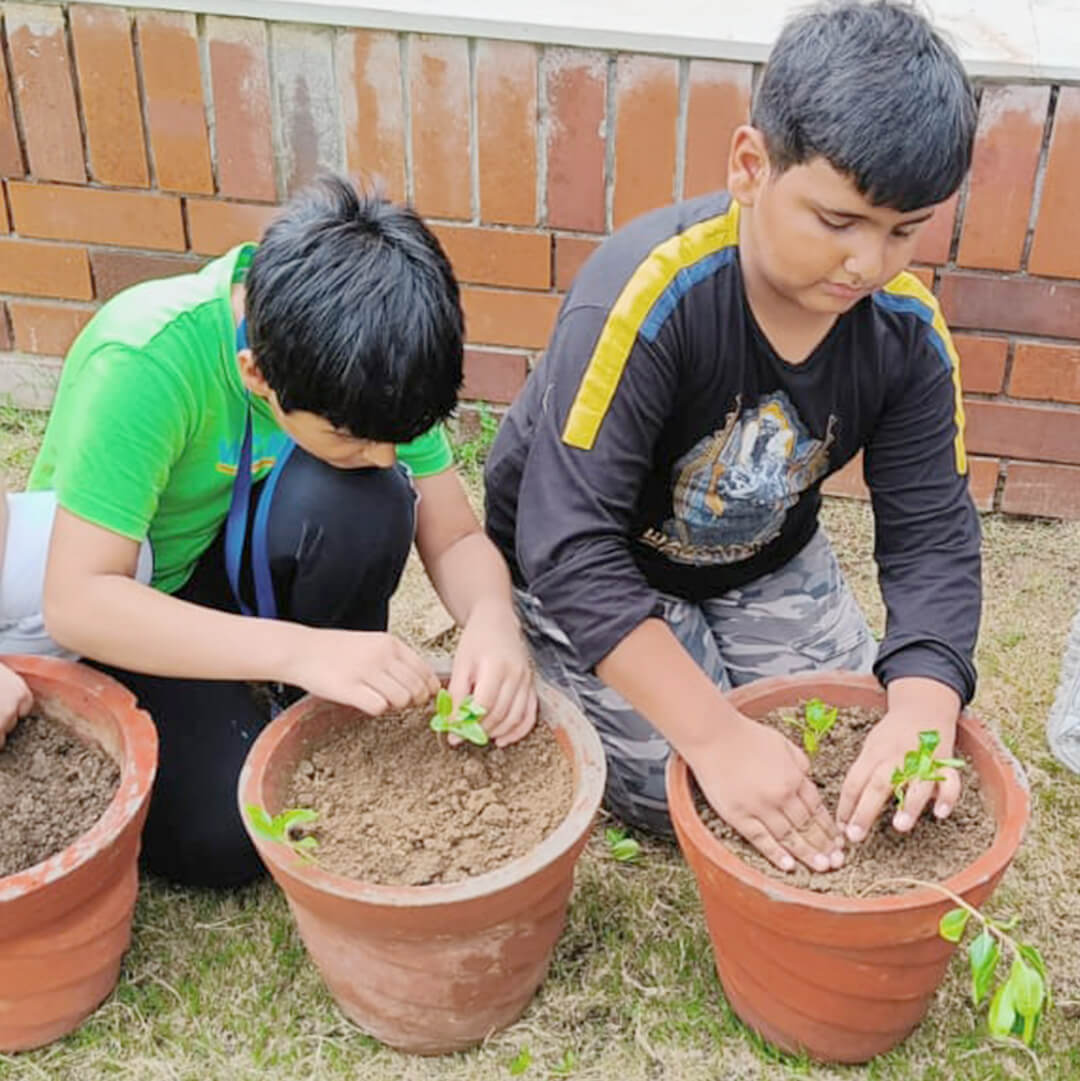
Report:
1,5,1078,518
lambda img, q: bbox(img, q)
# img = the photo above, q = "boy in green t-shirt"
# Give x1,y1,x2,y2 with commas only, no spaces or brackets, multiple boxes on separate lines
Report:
24,175,536,887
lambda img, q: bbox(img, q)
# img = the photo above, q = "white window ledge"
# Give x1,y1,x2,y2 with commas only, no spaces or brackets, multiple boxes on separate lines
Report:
80,0,1080,81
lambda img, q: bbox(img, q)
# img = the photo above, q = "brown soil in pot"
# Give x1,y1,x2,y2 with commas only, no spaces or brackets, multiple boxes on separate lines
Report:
696,704,997,895
284,704,574,886
0,711,120,878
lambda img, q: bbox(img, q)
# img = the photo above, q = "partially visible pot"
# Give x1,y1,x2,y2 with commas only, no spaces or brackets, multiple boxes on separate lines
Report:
666,671,1029,1064
238,675,606,1054
0,655,158,1052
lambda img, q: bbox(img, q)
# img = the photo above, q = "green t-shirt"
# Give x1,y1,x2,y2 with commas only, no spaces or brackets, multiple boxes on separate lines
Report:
29,244,453,594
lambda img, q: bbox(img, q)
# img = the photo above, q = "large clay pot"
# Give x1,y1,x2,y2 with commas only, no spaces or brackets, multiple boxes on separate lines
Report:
238,676,606,1054
0,655,158,1052
666,671,1029,1065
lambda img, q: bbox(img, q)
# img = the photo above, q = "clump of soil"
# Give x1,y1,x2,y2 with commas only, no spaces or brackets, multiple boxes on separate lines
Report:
285,705,575,886
696,704,997,895
0,711,120,878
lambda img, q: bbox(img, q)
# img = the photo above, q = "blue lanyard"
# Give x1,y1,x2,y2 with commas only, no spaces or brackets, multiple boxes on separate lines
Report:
224,319,295,619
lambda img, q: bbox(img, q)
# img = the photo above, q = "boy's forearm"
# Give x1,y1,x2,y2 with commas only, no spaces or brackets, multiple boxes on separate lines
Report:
595,618,742,762
422,529,515,628
44,573,306,682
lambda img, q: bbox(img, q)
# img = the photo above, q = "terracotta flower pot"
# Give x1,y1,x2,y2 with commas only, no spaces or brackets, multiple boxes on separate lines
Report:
237,676,606,1054
666,671,1029,1065
0,655,158,1052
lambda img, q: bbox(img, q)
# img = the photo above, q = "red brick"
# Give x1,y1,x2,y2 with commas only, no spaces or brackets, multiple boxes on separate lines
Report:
207,17,276,203
90,250,205,301
1009,342,1080,404
912,190,959,266
477,40,537,226
430,225,549,290
908,265,935,291
0,23,23,177
8,299,94,355
684,61,752,200
821,455,868,500
0,238,92,299
956,86,1048,272
822,451,998,511
0,304,11,351
554,235,601,291
613,55,678,229
938,271,1080,340
462,286,561,350
545,50,607,233
964,400,1080,465
5,4,84,183
954,333,1007,394
272,25,340,197
70,6,149,188
463,347,529,403
338,29,405,202
1001,462,1080,519
137,11,214,194
0,190,8,233
9,181,185,251
409,35,470,220
1029,87,1080,279
187,199,281,256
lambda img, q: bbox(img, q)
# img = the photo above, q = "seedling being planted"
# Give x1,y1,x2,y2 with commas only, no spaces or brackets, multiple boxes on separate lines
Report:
782,696,839,755
605,827,641,863
429,688,489,746
890,729,965,807
245,804,319,861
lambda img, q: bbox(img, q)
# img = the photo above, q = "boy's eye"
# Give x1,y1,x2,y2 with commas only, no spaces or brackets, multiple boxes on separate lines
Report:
818,214,853,231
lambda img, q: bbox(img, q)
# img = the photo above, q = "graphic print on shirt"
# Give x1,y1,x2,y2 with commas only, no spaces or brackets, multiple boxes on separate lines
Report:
640,390,835,565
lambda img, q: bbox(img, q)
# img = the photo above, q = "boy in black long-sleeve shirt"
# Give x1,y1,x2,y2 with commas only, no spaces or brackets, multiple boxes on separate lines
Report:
485,0,980,874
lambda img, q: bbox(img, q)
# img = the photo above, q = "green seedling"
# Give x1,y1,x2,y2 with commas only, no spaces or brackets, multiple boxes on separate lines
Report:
889,729,965,806
429,688,489,746
508,1046,533,1075
605,827,641,863
551,1049,577,1076
245,805,319,861
867,876,1050,1051
782,696,839,755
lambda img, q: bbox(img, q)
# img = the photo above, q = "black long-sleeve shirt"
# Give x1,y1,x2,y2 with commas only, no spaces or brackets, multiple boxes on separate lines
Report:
485,192,981,703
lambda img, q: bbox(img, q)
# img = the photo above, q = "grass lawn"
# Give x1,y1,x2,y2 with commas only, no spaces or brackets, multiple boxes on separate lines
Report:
2,407,1079,1080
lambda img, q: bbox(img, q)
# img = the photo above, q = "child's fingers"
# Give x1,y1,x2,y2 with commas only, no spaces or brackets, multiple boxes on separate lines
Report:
491,682,538,746
894,777,935,832
932,767,962,819
842,767,895,843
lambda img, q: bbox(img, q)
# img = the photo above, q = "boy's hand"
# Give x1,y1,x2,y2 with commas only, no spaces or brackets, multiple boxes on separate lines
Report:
836,677,962,843
693,715,845,873
288,629,440,716
448,598,537,747
0,663,33,749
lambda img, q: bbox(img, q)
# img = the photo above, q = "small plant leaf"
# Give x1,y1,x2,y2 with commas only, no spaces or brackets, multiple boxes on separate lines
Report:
968,929,999,1006
458,695,487,723
451,718,490,746
803,729,819,756
295,836,319,853
245,804,277,841
1017,944,1052,1007
936,757,966,769
987,979,1017,1039
551,1049,576,1077
939,907,971,943
508,1047,532,1075
918,730,940,755
1009,958,1045,1018
279,808,318,832
436,688,453,717
610,838,641,862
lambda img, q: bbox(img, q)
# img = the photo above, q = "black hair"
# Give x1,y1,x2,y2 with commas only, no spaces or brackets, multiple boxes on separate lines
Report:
244,174,463,444
751,0,977,211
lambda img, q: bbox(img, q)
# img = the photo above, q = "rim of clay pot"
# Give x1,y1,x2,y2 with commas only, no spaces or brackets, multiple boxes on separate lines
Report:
238,675,607,907
666,670,1030,914
0,654,158,903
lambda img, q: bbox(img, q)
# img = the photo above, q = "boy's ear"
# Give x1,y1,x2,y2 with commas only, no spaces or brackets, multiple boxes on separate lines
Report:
727,125,772,207
236,348,273,400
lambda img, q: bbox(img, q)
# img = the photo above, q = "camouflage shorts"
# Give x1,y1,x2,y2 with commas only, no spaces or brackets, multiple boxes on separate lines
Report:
515,527,877,836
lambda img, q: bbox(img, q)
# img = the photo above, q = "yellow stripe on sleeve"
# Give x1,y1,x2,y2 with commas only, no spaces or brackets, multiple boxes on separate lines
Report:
561,202,741,450
881,271,968,475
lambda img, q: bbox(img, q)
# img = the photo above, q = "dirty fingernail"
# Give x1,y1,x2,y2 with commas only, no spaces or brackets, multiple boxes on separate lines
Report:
894,812,913,831
846,823,865,843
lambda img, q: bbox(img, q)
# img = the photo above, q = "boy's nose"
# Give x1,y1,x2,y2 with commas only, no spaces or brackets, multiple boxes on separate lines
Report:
843,238,887,284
